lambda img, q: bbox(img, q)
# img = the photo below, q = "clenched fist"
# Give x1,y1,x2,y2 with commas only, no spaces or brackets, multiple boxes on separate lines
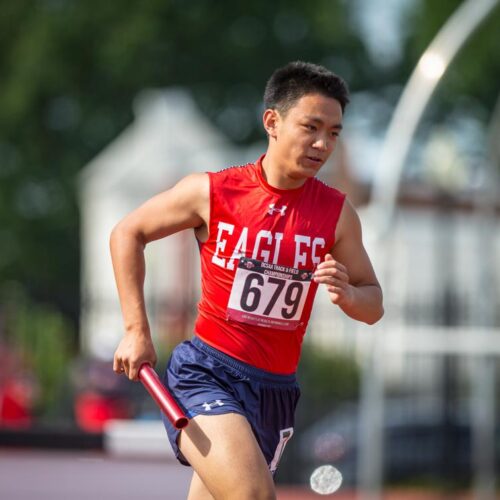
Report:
113,332,157,381
313,253,355,307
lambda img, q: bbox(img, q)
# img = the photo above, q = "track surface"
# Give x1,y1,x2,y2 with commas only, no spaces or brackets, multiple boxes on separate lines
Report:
0,450,491,499
1,450,192,500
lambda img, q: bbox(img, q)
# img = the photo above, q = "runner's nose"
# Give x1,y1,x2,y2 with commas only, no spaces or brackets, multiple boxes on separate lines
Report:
312,135,329,152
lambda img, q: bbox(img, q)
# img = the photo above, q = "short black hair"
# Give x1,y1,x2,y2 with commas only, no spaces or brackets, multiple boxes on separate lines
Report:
264,61,350,115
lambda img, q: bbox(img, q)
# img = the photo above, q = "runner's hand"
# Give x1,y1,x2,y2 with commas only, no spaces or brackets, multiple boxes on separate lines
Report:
113,332,157,381
313,253,355,307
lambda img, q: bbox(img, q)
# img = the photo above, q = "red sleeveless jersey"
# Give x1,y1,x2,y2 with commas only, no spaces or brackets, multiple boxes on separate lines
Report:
194,155,345,374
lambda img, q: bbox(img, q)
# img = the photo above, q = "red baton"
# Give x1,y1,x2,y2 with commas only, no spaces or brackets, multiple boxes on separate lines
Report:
138,364,189,429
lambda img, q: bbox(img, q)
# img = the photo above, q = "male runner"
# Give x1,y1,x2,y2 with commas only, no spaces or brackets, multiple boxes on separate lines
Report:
111,61,383,500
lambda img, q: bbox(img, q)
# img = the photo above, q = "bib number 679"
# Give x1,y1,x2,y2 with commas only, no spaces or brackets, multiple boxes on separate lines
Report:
226,258,312,330
240,273,304,319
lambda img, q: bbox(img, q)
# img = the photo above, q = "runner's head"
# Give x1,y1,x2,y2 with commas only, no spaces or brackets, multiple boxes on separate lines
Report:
264,61,349,118
262,62,349,181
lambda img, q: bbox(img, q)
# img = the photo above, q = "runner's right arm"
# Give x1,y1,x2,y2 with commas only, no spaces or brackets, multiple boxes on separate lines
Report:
111,173,209,380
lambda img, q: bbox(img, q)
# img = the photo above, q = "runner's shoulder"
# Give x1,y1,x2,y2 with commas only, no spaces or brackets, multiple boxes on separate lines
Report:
210,161,255,183
214,161,254,175
171,172,210,212
309,176,346,201
176,172,209,193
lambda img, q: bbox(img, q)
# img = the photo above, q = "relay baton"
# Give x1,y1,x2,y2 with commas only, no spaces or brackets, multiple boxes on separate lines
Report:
138,364,189,429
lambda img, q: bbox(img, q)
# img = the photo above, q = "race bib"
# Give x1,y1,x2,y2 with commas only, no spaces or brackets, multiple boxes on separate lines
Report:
227,257,313,330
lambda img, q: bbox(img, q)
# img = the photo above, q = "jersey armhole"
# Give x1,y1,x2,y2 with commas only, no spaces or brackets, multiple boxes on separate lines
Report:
193,171,213,247
204,171,214,244
330,192,347,250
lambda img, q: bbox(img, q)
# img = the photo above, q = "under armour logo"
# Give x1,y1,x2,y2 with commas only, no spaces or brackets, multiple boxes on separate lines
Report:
267,204,287,216
202,400,224,411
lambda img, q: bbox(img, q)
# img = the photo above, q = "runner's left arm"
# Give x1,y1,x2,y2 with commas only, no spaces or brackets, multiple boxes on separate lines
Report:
313,199,383,324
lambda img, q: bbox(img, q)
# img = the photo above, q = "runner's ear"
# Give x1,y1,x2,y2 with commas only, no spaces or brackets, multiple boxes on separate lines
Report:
263,109,279,138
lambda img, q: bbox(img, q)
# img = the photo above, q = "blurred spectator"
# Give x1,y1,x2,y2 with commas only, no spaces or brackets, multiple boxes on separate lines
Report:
0,343,38,428
74,390,130,433
71,358,132,432
0,377,34,428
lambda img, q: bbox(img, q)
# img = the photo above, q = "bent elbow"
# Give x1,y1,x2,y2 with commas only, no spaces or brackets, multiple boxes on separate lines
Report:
365,305,384,325
367,288,384,325
109,222,125,250
109,220,144,253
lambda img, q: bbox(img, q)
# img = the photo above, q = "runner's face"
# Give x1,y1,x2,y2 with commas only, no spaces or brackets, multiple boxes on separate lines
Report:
271,93,343,179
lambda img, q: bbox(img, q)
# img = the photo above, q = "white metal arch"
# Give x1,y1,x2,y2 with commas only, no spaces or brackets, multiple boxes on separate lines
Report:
367,0,499,238
359,2,499,499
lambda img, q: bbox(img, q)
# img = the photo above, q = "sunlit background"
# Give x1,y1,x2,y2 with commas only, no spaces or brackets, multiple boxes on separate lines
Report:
1,1,499,499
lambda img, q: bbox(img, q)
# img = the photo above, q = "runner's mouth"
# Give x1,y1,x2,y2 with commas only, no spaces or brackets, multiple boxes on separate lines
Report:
306,156,323,164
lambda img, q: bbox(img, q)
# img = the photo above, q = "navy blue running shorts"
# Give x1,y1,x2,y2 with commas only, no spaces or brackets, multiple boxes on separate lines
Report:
161,335,300,474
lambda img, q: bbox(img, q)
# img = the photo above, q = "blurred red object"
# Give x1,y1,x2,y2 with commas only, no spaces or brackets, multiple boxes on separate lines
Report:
0,379,33,428
74,391,130,433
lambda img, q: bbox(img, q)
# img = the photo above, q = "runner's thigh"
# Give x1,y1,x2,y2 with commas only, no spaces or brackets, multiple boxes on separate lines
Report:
179,412,275,500
187,471,215,500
